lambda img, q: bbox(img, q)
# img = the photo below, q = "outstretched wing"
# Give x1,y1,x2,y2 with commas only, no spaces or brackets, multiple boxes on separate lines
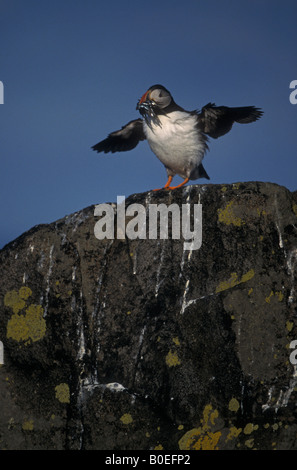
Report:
197,103,263,139
92,118,146,153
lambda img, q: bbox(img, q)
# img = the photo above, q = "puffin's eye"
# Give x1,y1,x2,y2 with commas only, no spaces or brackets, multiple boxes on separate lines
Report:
149,89,171,108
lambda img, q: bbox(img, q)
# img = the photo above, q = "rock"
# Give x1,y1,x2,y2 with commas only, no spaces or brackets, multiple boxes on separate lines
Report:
0,181,297,450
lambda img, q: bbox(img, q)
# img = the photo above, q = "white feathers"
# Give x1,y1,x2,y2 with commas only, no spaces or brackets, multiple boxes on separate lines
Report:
143,111,207,179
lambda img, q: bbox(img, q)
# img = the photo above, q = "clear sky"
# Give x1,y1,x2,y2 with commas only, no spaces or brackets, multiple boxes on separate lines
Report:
0,0,296,248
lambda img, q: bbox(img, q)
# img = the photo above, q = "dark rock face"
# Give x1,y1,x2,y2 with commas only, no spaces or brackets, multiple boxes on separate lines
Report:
1,181,297,450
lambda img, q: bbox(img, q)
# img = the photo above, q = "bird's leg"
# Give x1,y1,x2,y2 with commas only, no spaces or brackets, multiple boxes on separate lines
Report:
168,177,189,190
152,175,173,191
164,176,173,188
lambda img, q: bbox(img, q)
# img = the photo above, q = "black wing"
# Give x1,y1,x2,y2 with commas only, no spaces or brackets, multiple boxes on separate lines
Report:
197,103,263,139
92,118,146,153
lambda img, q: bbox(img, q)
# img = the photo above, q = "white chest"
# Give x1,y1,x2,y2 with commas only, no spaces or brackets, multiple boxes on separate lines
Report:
143,111,206,178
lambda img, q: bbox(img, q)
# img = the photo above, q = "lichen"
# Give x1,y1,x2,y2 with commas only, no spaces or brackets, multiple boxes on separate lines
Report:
55,383,70,403
243,423,258,434
178,404,221,450
6,314,29,342
4,287,32,314
24,304,46,342
5,286,46,344
228,398,240,412
216,269,255,293
178,427,221,450
154,444,163,450
245,438,254,448
165,350,181,367
120,413,133,425
217,201,244,226
265,290,284,303
22,419,34,431
7,304,46,344
226,426,242,442
172,337,180,346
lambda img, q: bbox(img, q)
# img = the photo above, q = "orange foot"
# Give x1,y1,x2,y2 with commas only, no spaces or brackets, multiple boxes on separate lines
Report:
153,176,189,191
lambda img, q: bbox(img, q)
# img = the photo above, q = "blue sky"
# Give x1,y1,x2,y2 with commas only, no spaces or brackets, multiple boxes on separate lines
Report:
0,0,296,248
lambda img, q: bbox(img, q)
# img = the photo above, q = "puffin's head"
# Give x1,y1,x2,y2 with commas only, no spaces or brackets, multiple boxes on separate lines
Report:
136,85,172,114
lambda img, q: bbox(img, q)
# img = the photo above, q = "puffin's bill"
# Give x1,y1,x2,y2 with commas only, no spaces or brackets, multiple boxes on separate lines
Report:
136,100,162,128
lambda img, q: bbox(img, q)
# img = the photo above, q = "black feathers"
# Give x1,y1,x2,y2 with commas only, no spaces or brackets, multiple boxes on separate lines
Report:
92,118,146,153
197,103,263,139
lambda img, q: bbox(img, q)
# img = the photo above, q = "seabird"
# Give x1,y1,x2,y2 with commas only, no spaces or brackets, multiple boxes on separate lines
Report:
92,84,263,190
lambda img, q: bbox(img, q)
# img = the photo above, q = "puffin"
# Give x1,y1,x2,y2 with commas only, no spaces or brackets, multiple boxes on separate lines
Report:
92,84,263,190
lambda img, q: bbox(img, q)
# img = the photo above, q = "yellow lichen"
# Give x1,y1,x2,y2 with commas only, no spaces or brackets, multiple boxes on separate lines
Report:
178,404,221,450
5,286,46,344
241,270,255,283
217,201,244,226
165,350,181,367
7,304,46,344
120,413,133,425
19,286,33,300
228,398,240,412
293,204,297,217
265,291,273,303
7,314,29,342
24,304,46,342
22,419,34,431
286,321,294,332
172,337,180,346
55,383,70,403
204,405,218,426
179,427,221,450
245,438,254,448
154,444,163,450
4,286,32,314
265,290,284,303
225,426,242,442
243,423,256,435
276,291,284,301
216,269,255,293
